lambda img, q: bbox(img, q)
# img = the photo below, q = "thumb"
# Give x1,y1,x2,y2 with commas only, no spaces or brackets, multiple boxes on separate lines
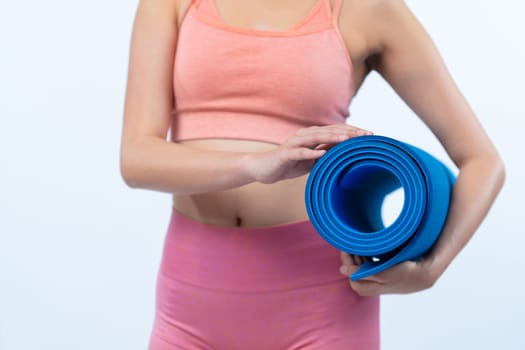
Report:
339,262,360,277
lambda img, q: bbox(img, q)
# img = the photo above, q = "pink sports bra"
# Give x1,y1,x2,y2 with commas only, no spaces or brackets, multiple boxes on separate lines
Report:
170,0,356,144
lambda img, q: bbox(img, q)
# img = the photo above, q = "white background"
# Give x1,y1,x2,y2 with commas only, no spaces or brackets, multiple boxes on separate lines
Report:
1,0,524,349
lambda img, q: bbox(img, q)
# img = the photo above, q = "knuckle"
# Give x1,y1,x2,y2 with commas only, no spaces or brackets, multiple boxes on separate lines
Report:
332,132,348,140
277,144,289,154
299,148,310,158
340,251,347,261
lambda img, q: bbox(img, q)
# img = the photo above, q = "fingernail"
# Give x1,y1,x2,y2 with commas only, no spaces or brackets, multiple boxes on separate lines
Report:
339,265,348,276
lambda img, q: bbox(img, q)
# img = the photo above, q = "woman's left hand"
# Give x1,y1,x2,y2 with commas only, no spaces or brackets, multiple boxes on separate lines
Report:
339,251,440,296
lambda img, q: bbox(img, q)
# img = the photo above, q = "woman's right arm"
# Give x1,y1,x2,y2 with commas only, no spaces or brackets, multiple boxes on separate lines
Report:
119,0,369,195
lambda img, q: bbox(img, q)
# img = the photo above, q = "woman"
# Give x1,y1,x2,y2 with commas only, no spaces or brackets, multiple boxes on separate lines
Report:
119,0,505,348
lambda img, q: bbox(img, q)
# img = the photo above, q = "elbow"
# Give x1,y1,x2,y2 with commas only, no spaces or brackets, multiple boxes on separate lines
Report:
120,160,137,189
120,167,136,189
479,148,506,195
120,150,140,189
492,152,506,192
459,147,506,195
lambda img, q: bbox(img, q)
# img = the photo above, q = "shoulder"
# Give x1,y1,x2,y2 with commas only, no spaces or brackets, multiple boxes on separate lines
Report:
350,0,410,19
133,0,192,29
341,0,420,55
340,0,409,21
370,0,426,52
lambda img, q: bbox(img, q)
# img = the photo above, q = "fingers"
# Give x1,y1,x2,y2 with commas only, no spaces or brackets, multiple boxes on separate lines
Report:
339,251,368,276
342,252,369,266
296,124,372,137
353,255,364,265
351,255,370,265
340,251,353,266
287,124,373,149
286,131,354,149
279,124,373,162
340,255,434,295
286,147,327,161
339,251,385,296
314,142,339,151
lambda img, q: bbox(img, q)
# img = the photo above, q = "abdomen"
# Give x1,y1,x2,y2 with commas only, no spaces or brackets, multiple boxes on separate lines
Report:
171,138,310,227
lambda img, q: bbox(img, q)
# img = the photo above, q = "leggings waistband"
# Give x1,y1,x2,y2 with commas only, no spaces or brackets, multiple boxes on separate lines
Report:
158,208,346,292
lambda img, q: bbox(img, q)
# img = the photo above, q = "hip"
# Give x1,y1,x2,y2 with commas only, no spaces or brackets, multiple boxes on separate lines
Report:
159,207,348,292
150,208,380,349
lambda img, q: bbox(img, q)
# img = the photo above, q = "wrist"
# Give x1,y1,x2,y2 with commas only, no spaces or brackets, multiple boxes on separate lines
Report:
239,152,262,183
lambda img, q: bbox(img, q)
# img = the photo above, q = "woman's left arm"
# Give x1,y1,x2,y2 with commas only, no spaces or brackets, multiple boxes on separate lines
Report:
339,0,506,295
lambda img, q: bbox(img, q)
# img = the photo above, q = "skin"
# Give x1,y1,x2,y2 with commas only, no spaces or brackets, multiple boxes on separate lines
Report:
120,0,505,296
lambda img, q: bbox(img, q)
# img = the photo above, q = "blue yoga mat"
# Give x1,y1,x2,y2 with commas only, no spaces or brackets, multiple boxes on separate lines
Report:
305,135,456,281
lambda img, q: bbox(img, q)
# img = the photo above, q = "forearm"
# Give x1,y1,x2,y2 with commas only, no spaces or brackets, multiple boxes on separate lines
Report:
427,153,505,279
120,136,255,195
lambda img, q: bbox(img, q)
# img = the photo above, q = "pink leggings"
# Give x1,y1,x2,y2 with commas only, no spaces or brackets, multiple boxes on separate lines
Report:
148,208,380,349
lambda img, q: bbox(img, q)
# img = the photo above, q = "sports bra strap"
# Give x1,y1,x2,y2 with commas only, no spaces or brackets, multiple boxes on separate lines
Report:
329,0,344,20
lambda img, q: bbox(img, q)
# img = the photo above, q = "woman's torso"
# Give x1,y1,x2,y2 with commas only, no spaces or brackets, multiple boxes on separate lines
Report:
171,0,375,227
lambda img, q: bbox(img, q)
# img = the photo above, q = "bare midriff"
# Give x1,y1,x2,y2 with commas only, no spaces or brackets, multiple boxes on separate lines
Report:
172,138,310,227
170,0,372,228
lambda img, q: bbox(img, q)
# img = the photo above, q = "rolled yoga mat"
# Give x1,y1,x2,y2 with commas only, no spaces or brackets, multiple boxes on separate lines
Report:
305,135,456,281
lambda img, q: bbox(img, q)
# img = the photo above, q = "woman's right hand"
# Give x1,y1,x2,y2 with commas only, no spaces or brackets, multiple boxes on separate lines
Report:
247,124,372,184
